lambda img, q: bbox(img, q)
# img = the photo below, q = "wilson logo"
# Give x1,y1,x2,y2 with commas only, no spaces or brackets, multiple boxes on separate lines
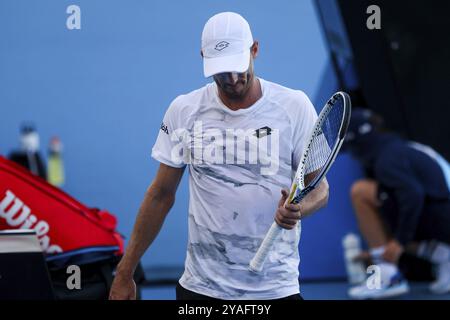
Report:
0,190,62,253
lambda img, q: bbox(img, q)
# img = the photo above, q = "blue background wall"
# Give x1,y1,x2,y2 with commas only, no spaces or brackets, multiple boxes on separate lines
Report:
0,0,361,280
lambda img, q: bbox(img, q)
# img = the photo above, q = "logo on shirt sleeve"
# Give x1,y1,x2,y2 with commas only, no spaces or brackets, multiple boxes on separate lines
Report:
160,122,169,135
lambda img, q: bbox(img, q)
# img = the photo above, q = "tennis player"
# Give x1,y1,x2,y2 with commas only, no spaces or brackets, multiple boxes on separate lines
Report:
109,12,329,300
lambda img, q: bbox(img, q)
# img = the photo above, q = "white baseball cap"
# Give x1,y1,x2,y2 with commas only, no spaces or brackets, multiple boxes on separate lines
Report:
201,12,254,78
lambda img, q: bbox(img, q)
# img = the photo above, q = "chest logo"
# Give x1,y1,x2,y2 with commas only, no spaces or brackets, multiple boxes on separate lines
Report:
254,126,272,138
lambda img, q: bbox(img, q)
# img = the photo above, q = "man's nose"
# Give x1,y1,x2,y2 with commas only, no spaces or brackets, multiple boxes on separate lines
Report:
224,72,239,84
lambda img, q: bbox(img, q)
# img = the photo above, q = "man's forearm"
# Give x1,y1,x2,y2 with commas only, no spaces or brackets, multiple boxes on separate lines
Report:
116,185,175,277
300,178,329,219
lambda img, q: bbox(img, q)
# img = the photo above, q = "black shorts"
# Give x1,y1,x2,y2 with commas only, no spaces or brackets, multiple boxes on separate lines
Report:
378,185,450,244
176,282,303,300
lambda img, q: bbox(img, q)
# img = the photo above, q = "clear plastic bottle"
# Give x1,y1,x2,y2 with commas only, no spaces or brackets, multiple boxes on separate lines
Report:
342,233,366,284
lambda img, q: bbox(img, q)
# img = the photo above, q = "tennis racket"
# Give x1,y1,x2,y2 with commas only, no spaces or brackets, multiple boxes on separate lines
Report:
249,91,352,272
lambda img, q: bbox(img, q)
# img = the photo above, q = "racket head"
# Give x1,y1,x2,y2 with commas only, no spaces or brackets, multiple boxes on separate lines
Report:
290,91,351,204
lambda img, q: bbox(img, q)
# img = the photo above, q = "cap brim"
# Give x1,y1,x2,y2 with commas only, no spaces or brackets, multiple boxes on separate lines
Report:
203,50,250,78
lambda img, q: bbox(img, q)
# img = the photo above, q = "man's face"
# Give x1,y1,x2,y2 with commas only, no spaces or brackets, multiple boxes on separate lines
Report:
213,58,254,100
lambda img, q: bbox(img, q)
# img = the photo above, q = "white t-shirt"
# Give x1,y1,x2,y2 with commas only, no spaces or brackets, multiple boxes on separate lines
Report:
151,78,318,299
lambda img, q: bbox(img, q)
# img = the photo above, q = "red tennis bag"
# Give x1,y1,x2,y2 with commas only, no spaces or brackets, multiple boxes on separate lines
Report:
0,156,124,267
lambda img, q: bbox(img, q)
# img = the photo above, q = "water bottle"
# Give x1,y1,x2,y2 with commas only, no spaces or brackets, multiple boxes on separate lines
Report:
47,136,65,187
342,233,366,284
20,124,46,178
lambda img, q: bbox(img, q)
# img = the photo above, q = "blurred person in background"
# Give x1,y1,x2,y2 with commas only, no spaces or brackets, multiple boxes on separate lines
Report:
345,108,450,299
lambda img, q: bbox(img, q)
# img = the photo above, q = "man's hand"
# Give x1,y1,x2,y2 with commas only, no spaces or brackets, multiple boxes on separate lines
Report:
275,189,302,230
109,273,137,300
382,239,404,264
107,164,184,300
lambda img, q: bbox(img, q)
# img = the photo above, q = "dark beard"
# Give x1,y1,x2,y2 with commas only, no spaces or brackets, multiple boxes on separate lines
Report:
219,72,253,100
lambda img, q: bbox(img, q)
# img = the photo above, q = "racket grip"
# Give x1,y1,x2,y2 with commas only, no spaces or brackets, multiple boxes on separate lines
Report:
249,222,283,272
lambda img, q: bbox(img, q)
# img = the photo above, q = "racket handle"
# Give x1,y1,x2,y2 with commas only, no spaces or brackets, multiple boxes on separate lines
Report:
249,222,283,272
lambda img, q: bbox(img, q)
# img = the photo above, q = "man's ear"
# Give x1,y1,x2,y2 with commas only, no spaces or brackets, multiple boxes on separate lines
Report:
251,41,259,59
200,50,204,58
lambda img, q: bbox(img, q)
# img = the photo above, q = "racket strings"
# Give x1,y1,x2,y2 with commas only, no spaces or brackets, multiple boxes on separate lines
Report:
303,100,345,186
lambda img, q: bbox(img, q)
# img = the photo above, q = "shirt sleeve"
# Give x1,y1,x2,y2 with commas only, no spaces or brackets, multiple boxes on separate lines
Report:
291,91,319,172
151,96,187,168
